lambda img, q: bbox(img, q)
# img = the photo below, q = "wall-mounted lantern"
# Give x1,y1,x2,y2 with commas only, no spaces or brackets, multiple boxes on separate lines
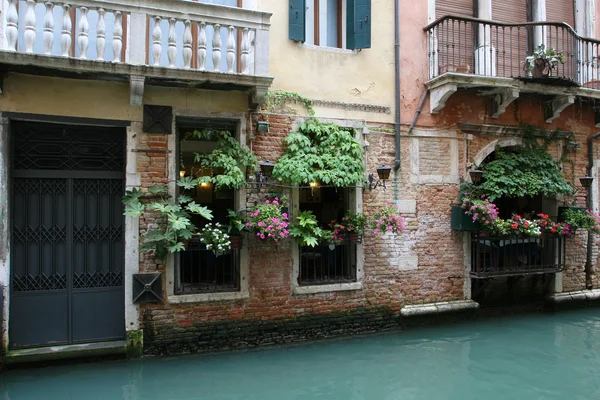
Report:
255,160,275,188
469,168,484,185
368,164,392,191
579,175,594,188
257,121,270,133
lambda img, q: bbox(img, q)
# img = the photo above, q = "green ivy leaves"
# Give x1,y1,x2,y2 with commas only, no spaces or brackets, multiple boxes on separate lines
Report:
480,146,573,201
272,119,364,187
187,129,258,191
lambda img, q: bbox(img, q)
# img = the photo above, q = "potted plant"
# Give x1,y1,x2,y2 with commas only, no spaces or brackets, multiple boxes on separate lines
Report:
245,197,290,243
324,229,344,250
559,208,600,234
199,222,230,257
331,211,367,243
524,45,565,78
226,209,246,249
290,211,324,247
455,194,500,232
372,204,406,236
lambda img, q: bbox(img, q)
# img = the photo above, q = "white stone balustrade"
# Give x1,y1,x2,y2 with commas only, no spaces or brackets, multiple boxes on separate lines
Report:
0,0,271,76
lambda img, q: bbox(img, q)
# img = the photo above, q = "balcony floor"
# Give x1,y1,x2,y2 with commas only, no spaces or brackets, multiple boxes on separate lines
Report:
0,51,273,106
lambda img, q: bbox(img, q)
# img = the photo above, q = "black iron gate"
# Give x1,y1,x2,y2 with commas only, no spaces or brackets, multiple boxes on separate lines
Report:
9,121,126,348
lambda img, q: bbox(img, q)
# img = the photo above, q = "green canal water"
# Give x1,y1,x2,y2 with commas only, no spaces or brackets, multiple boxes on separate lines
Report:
2,309,600,399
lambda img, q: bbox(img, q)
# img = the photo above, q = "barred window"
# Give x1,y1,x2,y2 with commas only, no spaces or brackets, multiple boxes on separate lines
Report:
174,123,240,295
298,187,358,285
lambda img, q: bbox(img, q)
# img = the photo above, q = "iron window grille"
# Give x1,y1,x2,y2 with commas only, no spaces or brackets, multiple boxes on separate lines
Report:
299,242,357,285
471,232,565,279
175,239,240,294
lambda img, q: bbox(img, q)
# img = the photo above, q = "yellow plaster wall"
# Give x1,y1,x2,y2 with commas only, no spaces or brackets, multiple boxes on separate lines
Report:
0,74,249,121
260,0,396,123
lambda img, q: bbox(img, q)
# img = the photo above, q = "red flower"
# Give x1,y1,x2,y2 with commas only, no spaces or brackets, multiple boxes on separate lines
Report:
511,223,518,229
551,227,557,233
524,221,529,227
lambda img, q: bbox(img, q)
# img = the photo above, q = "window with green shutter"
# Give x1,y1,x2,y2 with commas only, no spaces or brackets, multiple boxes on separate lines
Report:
289,0,306,42
346,0,371,49
290,0,371,50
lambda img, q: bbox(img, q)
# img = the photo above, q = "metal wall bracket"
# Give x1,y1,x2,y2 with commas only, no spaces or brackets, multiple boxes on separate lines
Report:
132,273,163,303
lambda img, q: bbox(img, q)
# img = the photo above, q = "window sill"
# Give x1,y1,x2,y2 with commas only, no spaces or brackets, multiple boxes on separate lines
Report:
168,290,249,304
298,42,359,55
293,281,362,295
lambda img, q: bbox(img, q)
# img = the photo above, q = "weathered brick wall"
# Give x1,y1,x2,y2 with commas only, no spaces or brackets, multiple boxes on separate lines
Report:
136,104,599,355
137,114,472,355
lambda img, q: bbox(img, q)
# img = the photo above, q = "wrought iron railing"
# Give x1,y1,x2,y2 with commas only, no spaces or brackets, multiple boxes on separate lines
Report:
425,15,600,87
176,239,239,294
299,243,357,285
471,233,565,278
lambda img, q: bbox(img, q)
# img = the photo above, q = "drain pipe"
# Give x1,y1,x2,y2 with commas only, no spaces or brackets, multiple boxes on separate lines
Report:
585,132,600,289
393,0,401,201
408,90,430,134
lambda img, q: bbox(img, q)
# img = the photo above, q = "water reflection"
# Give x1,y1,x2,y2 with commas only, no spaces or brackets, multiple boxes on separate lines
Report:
2,309,600,399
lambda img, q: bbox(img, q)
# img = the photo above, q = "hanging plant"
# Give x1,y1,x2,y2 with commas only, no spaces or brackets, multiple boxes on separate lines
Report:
478,132,573,201
185,129,257,190
122,178,214,260
272,119,364,187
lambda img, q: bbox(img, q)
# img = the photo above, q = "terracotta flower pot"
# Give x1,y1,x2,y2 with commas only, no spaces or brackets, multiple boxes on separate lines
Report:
347,233,362,244
229,235,243,249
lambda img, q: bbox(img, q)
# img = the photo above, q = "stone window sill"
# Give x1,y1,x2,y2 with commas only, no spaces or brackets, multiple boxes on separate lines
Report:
168,290,249,304
293,282,362,295
298,43,358,55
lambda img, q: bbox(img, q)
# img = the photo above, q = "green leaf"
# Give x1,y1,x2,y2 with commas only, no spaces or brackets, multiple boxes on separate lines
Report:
149,184,168,195
123,201,145,217
122,188,143,205
186,202,214,220
167,242,186,253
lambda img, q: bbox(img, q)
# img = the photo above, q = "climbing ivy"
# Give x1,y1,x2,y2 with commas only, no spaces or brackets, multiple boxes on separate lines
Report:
479,125,573,201
272,119,364,186
265,90,315,116
186,129,257,191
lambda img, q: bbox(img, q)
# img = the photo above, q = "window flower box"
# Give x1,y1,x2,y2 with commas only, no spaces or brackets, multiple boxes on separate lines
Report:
451,205,482,231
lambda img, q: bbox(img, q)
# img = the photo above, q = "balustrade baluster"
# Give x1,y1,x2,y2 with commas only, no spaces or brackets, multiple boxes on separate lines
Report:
197,22,206,70
183,20,192,69
24,0,37,53
152,16,162,65
61,4,72,57
112,11,123,62
6,0,18,51
78,7,89,59
167,18,176,67
212,23,221,72
226,25,235,73
43,2,55,54
241,28,249,74
96,8,106,60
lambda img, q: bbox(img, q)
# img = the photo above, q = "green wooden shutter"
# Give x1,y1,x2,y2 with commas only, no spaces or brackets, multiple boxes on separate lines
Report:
347,0,371,50
289,0,306,42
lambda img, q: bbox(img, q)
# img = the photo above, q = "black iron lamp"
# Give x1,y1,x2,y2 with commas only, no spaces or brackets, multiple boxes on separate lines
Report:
255,160,275,187
257,121,270,133
579,175,594,188
260,160,275,177
368,164,392,191
469,168,484,185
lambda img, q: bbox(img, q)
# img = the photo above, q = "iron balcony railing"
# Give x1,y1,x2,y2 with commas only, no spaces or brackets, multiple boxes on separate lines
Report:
299,242,357,285
425,15,600,87
471,233,565,279
176,239,240,294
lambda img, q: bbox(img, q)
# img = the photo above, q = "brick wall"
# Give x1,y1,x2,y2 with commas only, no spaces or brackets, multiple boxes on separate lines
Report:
136,108,598,355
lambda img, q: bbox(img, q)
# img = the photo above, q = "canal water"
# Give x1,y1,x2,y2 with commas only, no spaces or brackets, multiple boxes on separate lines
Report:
2,309,600,400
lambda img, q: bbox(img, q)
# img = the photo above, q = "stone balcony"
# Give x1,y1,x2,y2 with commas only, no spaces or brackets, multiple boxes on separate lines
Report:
0,0,272,106
424,16,600,123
